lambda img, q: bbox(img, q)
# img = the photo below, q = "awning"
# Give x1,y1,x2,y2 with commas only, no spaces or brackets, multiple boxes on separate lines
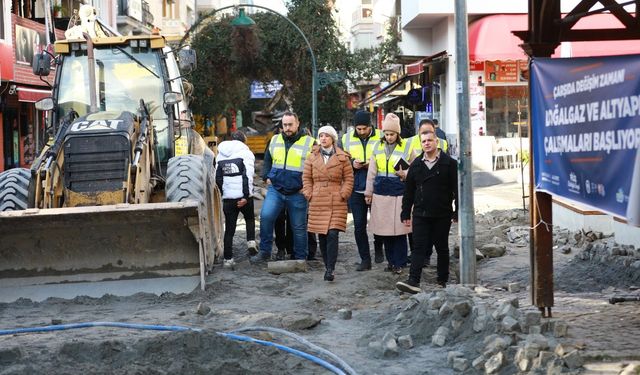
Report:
17,86,51,103
358,75,410,106
468,15,534,61
470,14,640,61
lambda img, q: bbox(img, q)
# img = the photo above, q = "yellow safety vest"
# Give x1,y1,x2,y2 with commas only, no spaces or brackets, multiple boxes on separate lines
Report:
372,140,412,178
269,134,314,172
409,133,448,154
341,128,381,162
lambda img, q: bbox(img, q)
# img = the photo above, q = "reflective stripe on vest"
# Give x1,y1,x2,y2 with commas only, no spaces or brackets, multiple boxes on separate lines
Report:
372,140,411,178
269,134,314,172
341,128,380,162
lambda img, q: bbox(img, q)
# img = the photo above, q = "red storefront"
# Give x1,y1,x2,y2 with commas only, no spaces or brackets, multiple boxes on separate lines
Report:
0,14,63,172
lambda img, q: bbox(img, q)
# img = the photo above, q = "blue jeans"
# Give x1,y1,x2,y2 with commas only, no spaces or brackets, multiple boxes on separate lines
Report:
348,192,371,263
259,185,309,260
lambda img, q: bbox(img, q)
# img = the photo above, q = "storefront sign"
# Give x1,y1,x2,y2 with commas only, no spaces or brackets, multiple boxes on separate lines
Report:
406,88,422,104
469,61,485,71
531,55,640,225
485,60,519,83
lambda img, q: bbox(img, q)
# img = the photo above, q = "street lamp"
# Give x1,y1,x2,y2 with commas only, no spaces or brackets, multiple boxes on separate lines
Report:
179,5,318,135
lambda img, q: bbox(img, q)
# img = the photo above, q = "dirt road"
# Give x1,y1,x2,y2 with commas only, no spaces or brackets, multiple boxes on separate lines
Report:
1,183,639,374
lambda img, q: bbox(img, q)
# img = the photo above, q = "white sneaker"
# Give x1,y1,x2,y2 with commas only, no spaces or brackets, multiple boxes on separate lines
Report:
247,240,258,256
223,258,236,269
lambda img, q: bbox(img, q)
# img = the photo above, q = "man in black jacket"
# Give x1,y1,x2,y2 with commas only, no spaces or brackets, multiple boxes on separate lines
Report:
396,131,458,293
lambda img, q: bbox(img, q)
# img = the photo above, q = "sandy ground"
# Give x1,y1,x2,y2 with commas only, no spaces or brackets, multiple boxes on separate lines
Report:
1,181,639,374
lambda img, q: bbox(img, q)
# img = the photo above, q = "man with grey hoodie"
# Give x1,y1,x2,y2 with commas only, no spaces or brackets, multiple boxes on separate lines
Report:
216,131,257,269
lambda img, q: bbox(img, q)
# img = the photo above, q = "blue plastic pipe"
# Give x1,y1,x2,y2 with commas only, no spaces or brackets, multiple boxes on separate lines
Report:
218,332,346,375
0,321,201,336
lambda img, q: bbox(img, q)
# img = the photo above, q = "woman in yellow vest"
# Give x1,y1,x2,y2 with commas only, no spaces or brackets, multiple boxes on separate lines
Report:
364,113,415,274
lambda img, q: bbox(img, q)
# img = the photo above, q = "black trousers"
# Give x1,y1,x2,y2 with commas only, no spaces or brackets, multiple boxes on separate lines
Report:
318,229,339,271
222,198,256,260
274,209,292,253
409,216,452,284
275,209,317,259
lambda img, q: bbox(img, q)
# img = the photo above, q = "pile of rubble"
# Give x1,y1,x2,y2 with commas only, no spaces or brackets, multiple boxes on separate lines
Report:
363,285,584,374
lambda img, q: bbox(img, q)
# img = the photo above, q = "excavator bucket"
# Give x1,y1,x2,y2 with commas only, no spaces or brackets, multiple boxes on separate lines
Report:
0,201,212,303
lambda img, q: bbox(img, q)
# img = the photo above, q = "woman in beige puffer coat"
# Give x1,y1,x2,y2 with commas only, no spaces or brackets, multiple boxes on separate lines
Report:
303,125,354,281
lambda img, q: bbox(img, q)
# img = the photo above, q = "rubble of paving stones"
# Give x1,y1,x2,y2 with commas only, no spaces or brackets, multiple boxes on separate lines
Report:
552,228,640,293
360,285,584,374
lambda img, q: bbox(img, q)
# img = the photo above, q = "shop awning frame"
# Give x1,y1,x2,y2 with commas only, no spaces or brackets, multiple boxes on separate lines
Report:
358,50,448,107
16,86,52,103
358,75,410,107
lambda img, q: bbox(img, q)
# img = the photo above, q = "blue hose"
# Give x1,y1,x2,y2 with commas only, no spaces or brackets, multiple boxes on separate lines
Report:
229,326,358,375
218,332,346,375
0,322,349,375
0,322,201,336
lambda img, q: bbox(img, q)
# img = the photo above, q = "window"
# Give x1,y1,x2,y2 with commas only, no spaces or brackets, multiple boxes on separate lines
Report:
485,86,529,138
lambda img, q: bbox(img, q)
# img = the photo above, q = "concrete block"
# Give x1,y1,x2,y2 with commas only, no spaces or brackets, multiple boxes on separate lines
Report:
528,325,542,334
501,316,521,332
267,260,308,274
553,320,569,337
397,335,413,349
484,336,508,356
517,358,531,372
196,302,211,315
447,351,464,365
451,318,464,331
524,311,542,327
452,357,469,372
484,351,505,374
471,355,485,370
338,308,352,320
382,339,399,358
452,301,472,317
428,296,445,309
563,350,584,369
439,301,453,317
432,327,449,347
508,282,521,293
473,316,487,332
525,333,550,350
532,351,554,369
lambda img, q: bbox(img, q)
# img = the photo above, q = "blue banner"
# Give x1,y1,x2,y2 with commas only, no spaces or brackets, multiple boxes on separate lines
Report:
250,81,283,99
531,55,640,226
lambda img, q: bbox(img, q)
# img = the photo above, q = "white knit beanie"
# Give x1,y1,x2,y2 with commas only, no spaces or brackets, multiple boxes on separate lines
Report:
318,125,338,143
382,113,401,134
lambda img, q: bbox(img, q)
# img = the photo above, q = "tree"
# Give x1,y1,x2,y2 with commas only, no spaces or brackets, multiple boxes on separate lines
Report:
189,1,398,129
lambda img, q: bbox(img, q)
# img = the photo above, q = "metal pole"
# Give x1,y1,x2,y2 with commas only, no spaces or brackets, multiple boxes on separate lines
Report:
454,0,476,285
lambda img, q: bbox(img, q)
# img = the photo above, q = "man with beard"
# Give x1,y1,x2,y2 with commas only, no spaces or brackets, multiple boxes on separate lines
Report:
251,112,315,262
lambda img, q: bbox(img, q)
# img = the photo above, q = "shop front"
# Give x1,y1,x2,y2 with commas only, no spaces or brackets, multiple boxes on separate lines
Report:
0,15,62,173
467,13,640,171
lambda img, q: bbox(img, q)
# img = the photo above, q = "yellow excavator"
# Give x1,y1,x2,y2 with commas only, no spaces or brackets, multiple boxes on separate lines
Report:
0,9,223,301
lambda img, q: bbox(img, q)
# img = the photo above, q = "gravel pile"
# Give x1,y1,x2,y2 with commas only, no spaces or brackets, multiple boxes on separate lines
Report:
361,285,584,374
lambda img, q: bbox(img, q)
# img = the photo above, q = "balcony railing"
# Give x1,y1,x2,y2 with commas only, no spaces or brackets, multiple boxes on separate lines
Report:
118,0,154,28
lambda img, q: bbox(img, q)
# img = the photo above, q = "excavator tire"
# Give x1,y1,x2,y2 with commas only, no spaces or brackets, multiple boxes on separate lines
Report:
166,154,216,271
166,155,206,204
0,168,30,212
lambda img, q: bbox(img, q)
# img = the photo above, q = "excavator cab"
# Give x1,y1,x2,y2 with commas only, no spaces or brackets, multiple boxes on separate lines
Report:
0,10,223,302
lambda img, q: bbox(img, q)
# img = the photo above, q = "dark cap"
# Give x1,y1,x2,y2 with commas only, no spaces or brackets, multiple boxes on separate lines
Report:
231,131,247,143
353,110,371,126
